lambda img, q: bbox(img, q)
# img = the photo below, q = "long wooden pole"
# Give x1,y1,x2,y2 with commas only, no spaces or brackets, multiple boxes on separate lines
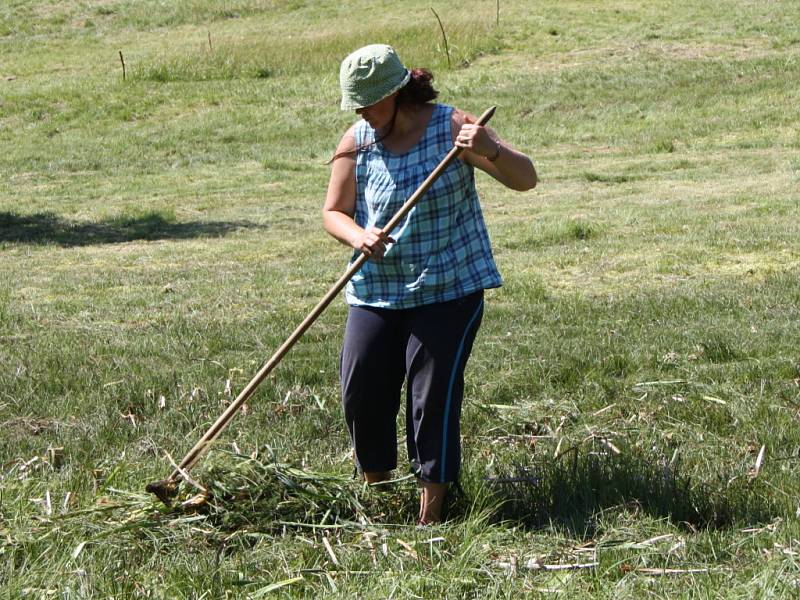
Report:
147,106,497,501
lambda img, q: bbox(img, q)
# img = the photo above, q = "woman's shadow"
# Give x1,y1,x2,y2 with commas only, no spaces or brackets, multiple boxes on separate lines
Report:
475,446,783,534
0,211,267,247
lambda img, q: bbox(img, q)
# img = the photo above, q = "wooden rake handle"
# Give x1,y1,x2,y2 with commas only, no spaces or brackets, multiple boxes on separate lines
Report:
163,106,497,483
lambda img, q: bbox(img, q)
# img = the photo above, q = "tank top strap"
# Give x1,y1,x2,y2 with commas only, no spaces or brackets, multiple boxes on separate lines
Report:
432,104,455,155
353,119,372,151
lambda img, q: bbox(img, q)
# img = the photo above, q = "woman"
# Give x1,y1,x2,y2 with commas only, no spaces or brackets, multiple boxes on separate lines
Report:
323,44,537,524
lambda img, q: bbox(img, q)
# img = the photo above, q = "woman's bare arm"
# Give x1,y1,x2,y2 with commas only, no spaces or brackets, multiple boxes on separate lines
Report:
322,128,394,258
451,108,537,191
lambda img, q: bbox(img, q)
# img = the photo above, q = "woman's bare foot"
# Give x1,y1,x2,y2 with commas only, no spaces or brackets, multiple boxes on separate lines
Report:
418,480,449,525
364,471,392,484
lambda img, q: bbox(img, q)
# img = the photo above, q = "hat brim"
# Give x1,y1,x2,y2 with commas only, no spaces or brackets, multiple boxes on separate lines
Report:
340,70,411,111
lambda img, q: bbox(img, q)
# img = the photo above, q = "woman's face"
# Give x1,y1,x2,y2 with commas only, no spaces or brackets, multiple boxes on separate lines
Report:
355,92,397,131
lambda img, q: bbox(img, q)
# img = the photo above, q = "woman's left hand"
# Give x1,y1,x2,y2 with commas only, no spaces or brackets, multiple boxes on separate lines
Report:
455,118,499,160
451,107,537,191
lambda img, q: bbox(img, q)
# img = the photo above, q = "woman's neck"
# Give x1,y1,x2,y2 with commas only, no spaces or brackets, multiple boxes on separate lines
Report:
377,103,430,139
375,103,435,155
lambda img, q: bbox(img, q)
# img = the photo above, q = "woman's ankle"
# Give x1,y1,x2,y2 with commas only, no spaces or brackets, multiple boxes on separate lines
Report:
364,470,392,484
418,480,449,524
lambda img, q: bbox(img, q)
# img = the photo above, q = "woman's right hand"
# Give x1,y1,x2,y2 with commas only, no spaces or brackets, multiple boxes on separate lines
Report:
352,226,395,259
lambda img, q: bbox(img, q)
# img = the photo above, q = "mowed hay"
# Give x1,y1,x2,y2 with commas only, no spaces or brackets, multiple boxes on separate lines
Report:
197,451,417,529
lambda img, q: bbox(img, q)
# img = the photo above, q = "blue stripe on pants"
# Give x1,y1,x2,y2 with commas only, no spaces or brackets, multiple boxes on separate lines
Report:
439,299,485,482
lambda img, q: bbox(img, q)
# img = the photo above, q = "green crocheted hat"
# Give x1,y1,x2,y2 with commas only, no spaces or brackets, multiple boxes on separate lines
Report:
339,44,411,111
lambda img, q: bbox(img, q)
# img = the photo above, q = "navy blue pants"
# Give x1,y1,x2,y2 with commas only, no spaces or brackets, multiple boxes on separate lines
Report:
340,291,484,483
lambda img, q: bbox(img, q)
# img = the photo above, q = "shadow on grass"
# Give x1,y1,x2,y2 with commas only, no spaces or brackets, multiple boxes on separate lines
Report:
0,211,266,247
480,449,783,534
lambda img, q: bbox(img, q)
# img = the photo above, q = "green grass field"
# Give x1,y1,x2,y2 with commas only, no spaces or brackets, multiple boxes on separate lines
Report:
2,0,799,597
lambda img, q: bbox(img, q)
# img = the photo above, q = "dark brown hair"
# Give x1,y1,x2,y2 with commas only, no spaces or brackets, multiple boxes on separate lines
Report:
396,68,438,107
327,68,439,163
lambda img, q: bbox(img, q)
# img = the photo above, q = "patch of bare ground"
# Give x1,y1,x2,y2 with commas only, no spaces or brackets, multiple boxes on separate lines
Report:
480,38,777,74
32,0,117,30
643,39,776,60
522,247,800,298
2,416,82,439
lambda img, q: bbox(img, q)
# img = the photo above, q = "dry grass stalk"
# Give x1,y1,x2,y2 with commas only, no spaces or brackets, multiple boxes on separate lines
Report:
322,536,339,566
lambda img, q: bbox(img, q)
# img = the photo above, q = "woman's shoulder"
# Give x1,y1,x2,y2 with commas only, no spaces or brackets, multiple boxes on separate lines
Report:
448,105,475,127
334,123,358,155
447,105,470,143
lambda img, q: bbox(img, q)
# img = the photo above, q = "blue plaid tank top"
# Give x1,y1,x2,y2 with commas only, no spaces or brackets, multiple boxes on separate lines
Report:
345,103,502,308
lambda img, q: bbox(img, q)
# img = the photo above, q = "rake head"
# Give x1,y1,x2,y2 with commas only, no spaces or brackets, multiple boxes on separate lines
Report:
145,478,180,506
